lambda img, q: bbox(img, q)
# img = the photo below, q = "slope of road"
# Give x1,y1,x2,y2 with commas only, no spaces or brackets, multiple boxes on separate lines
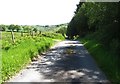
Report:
6,40,110,83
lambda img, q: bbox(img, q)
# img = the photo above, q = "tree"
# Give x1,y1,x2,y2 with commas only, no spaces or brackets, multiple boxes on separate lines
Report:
33,28,38,33
74,2,84,14
66,17,78,39
15,25,22,32
0,25,7,31
8,24,16,31
33,28,38,36
67,2,120,56
56,27,67,37
67,3,89,38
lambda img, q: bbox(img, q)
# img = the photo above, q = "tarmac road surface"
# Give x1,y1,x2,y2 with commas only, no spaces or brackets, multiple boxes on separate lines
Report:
6,40,110,84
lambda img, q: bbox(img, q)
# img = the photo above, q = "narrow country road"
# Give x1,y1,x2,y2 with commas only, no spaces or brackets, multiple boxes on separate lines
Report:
6,40,109,83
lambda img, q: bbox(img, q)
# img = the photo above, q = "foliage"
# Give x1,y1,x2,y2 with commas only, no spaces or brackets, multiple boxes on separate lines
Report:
2,31,65,82
67,2,119,38
41,32,64,40
15,25,22,32
0,25,8,31
67,2,120,82
8,24,16,31
33,28,38,33
56,27,67,36
67,3,89,38
80,37,120,82
67,2,120,58
0,23,68,35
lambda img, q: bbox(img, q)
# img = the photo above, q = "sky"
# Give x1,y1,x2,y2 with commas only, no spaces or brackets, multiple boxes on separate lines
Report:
0,0,80,25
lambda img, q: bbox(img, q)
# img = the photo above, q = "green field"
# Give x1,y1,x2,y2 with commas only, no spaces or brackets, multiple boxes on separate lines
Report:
1,31,64,82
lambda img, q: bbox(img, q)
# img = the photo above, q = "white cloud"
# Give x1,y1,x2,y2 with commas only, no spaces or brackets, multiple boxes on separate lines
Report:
0,0,80,25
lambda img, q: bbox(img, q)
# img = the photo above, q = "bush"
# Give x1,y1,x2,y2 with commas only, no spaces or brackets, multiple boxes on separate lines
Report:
110,39,120,56
80,36,120,82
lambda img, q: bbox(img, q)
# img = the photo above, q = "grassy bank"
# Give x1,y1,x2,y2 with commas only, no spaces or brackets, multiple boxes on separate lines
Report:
1,31,64,82
79,37,120,83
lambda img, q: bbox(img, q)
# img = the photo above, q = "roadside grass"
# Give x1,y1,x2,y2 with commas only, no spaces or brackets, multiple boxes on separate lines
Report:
2,31,65,82
41,32,65,40
79,38,120,83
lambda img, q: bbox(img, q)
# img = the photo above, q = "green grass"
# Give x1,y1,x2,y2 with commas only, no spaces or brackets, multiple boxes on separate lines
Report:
1,31,65,82
41,32,65,40
79,38,120,83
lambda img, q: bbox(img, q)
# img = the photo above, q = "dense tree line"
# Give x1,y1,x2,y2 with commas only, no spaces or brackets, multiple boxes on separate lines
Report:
0,24,67,43
67,2,120,56
0,24,39,33
0,24,40,43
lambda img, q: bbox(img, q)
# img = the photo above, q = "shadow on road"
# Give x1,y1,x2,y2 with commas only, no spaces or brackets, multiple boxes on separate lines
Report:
27,40,109,83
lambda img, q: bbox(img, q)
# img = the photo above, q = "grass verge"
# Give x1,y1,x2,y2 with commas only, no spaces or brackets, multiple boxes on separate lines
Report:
2,32,65,82
79,38,120,83
2,37,53,82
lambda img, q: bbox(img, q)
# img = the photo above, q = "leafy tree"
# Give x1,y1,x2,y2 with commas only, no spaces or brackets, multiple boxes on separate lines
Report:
33,28,38,33
66,17,78,39
23,25,32,36
74,2,84,14
67,2,120,56
15,25,22,32
8,24,16,31
67,3,89,38
56,27,67,37
33,28,38,36
0,25,7,31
